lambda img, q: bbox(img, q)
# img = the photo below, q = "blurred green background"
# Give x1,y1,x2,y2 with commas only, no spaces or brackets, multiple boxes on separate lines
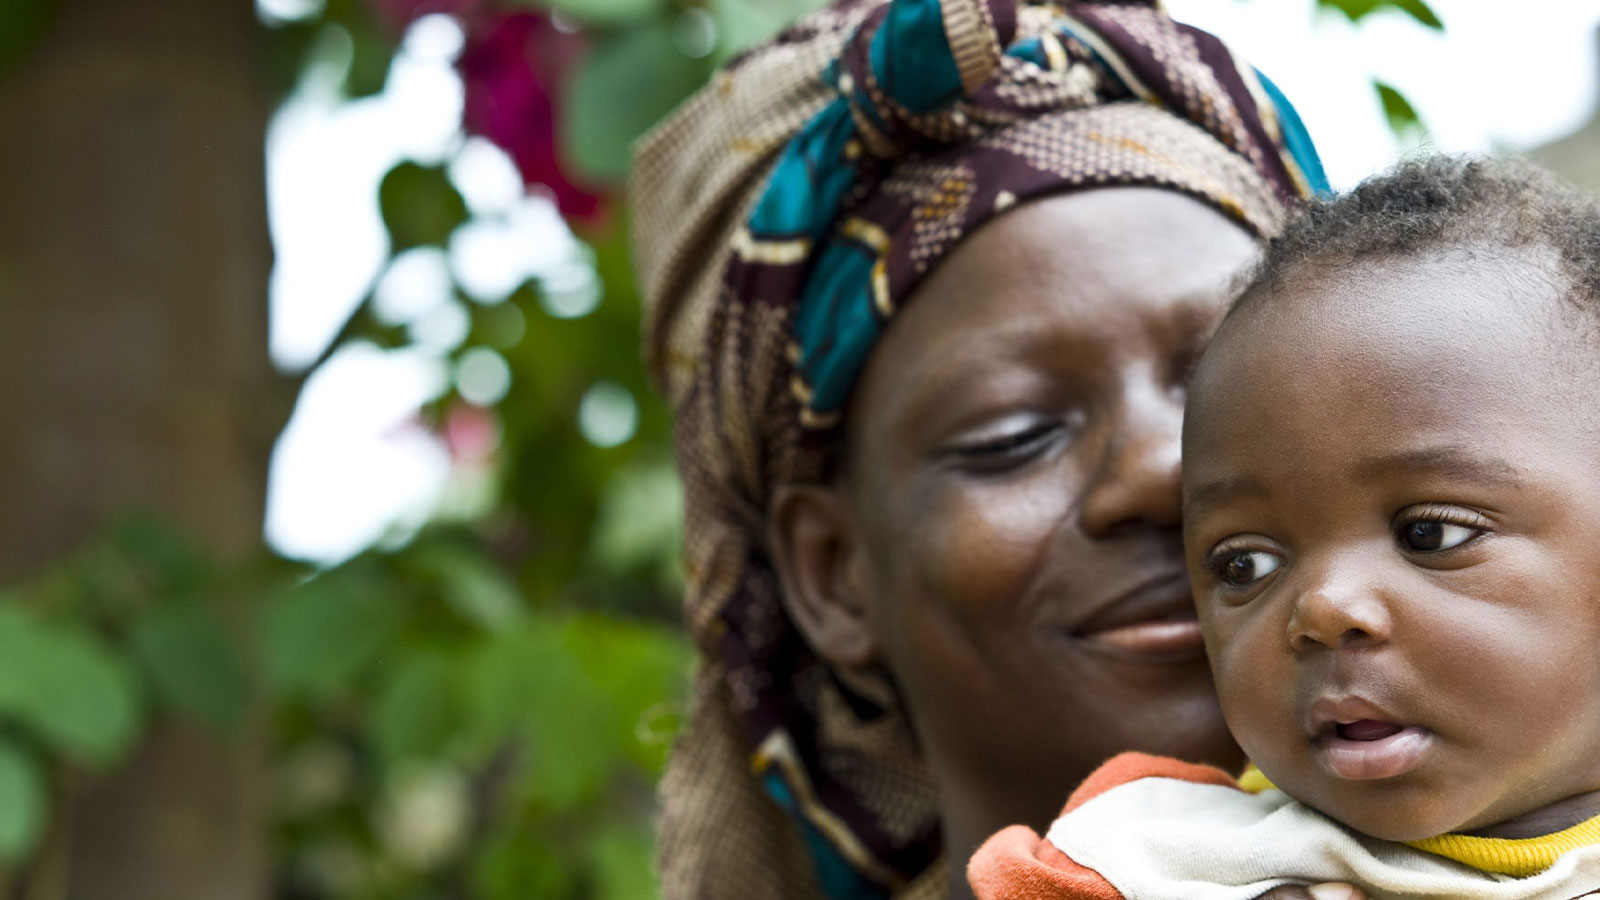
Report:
0,0,1594,897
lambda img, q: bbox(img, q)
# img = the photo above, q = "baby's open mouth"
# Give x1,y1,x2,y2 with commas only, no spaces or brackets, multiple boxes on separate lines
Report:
1314,719,1433,781
1335,719,1403,742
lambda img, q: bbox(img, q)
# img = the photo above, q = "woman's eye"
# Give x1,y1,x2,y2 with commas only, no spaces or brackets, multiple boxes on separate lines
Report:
949,421,1062,470
1400,520,1478,552
1215,550,1282,587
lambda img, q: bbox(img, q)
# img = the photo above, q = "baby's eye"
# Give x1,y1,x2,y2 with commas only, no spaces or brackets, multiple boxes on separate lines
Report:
1399,520,1478,552
1215,550,1283,587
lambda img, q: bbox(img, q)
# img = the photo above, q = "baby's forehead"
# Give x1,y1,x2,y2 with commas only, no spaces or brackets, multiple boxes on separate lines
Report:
1216,246,1579,370
1186,245,1598,447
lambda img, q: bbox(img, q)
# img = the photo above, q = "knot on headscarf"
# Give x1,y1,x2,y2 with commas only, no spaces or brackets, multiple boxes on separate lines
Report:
631,2,1327,897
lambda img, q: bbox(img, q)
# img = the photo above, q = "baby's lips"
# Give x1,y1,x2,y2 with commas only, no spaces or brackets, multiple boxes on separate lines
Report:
1305,694,1405,738
1316,726,1433,781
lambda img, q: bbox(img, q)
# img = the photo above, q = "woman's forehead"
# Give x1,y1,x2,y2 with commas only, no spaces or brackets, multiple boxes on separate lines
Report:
935,187,1256,279
895,190,1247,324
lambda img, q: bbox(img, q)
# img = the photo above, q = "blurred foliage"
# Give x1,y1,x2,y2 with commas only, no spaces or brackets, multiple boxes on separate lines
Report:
562,22,711,181
1311,0,1440,140
0,518,231,859
0,513,690,895
264,547,691,899
1315,0,1441,30
1375,78,1425,144
379,163,471,251
250,0,720,878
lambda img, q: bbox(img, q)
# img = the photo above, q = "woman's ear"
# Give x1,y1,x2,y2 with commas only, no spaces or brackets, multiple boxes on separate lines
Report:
767,482,878,668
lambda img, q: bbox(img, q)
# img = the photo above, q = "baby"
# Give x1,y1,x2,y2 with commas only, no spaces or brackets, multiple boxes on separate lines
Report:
968,155,1600,900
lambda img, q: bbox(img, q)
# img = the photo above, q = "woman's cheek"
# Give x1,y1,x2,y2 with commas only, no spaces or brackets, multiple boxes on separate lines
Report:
914,474,1075,622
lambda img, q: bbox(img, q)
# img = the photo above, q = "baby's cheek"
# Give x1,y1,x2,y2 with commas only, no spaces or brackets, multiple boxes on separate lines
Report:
1211,613,1295,755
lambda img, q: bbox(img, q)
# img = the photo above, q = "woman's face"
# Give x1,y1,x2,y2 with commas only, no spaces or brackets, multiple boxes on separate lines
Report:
841,187,1260,839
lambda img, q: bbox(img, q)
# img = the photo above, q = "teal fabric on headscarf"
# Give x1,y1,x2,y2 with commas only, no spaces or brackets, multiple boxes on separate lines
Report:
1258,69,1331,197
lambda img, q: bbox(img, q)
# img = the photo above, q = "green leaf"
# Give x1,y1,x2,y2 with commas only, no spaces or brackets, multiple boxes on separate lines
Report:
462,621,620,810
561,22,711,183
587,459,684,589
473,829,575,900
343,14,393,98
587,823,659,900
259,567,403,697
535,0,667,29
373,653,461,764
314,0,394,97
565,615,690,773
263,21,322,98
379,162,470,251
0,607,141,764
129,604,247,730
708,0,827,62
1316,0,1442,29
0,738,46,861
1375,79,1424,140
409,543,525,631
108,514,211,594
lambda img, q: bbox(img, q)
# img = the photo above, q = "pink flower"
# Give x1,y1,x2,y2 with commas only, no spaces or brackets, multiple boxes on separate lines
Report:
442,402,502,464
458,12,604,221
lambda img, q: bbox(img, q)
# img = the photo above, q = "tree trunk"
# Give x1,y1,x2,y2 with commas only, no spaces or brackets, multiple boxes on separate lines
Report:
0,0,279,896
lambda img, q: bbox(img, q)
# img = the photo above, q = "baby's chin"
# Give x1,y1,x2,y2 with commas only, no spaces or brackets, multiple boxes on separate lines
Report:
1335,810,1467,843
1290,781,1485,843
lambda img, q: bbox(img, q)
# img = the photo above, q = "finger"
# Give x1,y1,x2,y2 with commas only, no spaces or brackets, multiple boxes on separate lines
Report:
1253,888,1313,900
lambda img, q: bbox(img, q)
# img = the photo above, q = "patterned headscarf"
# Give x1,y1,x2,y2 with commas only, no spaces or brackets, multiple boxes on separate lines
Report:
631,1,1326,897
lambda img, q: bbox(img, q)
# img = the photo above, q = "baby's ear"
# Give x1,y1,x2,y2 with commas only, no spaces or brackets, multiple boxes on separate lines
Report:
767,483,877,668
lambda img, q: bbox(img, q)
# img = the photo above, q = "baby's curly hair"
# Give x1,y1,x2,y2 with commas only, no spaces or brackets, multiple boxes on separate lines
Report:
1239,154,1600,317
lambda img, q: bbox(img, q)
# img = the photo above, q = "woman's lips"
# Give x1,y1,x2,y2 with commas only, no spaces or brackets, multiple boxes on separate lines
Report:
1068,573,1206,660
1314,721,1433,780
1068,566,1203,659
1079,613,1205,657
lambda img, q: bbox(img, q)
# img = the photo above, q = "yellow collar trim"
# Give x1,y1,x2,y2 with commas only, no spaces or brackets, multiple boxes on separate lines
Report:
1236,764,1600,877
1406,817,1600,878
1237,763,1274,795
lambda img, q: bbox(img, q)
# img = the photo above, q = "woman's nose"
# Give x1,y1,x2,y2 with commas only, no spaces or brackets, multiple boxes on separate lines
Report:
1077,379,1182,537
1287,560,1392,653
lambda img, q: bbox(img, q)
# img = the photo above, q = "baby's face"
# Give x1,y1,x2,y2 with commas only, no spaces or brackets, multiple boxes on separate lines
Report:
1183,250,1600,841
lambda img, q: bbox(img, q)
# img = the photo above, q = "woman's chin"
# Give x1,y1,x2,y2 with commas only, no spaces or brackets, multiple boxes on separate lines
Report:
1019,656,1239,773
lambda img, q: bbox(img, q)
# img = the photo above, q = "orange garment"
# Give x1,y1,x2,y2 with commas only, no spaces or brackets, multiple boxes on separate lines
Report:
968,753,1241,900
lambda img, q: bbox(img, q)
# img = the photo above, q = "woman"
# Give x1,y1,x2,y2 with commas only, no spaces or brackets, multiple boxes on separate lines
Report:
631,1,1350,897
